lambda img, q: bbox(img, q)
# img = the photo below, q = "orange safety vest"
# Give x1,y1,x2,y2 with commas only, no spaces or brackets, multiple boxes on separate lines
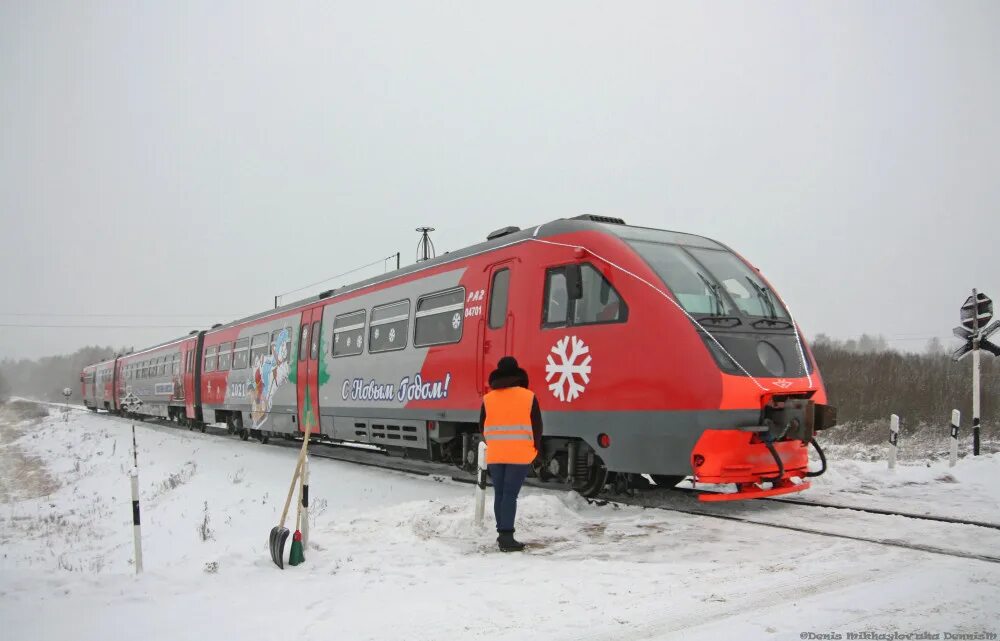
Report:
482,386,538,464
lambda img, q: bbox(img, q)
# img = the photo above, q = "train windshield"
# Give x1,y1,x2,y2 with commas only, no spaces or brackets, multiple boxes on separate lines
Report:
628,241,789,320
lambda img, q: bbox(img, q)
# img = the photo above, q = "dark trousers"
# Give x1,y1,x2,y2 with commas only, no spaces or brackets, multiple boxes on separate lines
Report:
488,463,531,533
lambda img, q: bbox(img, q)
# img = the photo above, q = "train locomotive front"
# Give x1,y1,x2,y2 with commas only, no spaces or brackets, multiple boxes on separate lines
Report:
522,219,835,500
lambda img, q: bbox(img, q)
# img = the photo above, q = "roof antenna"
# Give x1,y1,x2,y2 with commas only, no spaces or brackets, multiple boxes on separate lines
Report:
416,227,436,262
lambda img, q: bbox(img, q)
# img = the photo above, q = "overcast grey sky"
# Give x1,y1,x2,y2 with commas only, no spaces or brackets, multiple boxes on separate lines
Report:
1,1,998,361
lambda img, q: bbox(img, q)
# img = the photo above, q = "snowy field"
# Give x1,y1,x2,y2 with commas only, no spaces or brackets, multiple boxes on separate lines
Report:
2,404,999,641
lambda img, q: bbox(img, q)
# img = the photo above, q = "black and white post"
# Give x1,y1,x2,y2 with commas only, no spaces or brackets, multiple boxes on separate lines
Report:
888,414,900,470
474,441,487,526
952,289,999,457
300,455,310,547
950,409,960,468
130,425,144,574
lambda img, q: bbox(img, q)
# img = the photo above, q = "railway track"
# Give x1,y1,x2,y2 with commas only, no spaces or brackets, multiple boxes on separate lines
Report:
40,402,1000,566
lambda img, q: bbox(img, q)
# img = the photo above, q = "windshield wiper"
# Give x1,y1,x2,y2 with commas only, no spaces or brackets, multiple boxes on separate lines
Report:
698,316,743,328
697,272,726,317
751,318,792,330
745,276,778,319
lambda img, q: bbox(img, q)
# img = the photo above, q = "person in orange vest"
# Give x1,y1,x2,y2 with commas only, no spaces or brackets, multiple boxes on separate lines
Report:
479,356,543,552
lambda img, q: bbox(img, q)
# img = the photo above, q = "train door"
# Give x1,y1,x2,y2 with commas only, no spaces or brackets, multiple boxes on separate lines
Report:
295,307,323,435
479,262,516,391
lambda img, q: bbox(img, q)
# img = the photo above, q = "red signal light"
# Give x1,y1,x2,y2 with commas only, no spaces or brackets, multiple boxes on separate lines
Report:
693,454,705,468
597,433,611,448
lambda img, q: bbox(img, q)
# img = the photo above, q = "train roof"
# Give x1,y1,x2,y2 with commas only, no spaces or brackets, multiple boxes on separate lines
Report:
199,214,726,336
199,216,725,337
83,216,726,367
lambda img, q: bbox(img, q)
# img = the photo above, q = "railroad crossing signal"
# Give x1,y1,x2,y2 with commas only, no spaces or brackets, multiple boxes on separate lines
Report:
951,289,999,456
961,292,994,332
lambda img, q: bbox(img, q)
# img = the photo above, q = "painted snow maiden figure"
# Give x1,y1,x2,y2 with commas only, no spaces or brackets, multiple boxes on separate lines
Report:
247,327,292,428
479,356,543,552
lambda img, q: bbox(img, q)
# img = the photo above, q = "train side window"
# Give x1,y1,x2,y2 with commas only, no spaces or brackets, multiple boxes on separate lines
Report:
172,353,180,375
369,300,409,353
217,342,232,371
310,321,320,360
204,346,217,373
543,264,627,328
333,310,366,357
299,324,309,361
415,288,465,347
573,265,628,325
488,270,510,329
543,270,569,326
251,333,269,365
232,338,249,369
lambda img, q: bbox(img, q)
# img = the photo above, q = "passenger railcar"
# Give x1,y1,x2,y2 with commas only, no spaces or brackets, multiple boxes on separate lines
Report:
81,216,835,499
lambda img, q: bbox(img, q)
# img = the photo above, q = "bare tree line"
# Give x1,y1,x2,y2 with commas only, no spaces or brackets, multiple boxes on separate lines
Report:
0,346,118,403
812,334,997,428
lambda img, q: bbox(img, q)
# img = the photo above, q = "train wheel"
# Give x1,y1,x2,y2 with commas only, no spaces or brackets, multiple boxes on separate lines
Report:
572,454,608,498
651,475,685,489
240,428,249,441
259,431,270,445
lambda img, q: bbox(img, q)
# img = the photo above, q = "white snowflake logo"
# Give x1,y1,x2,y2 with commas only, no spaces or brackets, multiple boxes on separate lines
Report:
335,334,340,344
346,336,352,347
374,328,380,340
357,334,363,348
545,335,592,402
389,327,396,343
452,313,461,330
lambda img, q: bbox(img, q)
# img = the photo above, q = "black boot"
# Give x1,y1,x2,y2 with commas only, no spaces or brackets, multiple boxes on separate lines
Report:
497,530,525,552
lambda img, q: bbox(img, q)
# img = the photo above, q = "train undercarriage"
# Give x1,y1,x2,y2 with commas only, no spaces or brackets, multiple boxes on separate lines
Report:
108,398,829,500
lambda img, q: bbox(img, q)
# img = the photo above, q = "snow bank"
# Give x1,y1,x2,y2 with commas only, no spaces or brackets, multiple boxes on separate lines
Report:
2,407,999,641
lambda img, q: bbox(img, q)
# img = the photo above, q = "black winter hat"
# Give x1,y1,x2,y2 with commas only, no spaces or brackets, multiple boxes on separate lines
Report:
496,356,520,373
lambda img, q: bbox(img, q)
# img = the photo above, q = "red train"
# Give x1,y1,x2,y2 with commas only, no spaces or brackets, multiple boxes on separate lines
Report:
81,215,835,499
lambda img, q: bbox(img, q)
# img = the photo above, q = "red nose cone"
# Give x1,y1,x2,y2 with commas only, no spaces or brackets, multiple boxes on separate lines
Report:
597,433,611,448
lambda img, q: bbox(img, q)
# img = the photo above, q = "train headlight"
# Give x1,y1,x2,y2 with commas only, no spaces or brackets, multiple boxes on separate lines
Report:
692,454,705,468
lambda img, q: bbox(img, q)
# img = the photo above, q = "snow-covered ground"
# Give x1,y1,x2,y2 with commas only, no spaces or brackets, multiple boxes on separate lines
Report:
2,405,999,641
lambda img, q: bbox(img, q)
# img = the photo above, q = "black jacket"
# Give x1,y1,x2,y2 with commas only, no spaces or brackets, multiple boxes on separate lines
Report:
478,367,543,453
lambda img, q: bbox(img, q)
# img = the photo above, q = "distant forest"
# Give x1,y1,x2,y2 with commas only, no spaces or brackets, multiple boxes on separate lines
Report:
1,337,996,431
812,334,995,430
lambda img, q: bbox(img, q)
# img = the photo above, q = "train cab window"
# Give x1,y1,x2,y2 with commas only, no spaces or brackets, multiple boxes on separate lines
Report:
369,300,409,353
204,346,217,373
299,324,310,362
573,265,627,325
217,342,232,371
251,333,269,365
232,338,250,370
333,310,366,357
415,288,465,347
488,270,510,329
543,264,627,327
310,322,320,360
544,272,568,325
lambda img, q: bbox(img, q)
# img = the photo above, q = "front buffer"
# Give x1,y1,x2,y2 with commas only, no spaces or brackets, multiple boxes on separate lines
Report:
691,397,835,502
